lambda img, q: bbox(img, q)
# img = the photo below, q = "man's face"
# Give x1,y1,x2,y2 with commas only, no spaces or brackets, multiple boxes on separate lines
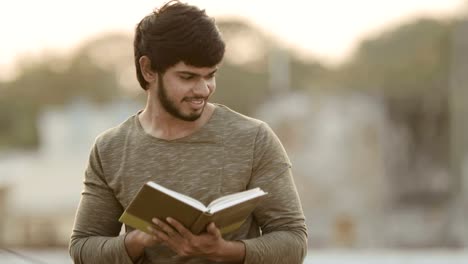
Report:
157,62,217,122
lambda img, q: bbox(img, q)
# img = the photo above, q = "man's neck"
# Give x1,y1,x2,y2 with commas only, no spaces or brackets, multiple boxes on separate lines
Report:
138,102,215,141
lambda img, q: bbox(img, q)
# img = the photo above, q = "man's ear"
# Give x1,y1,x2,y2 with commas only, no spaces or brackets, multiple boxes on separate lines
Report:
139,56,157,83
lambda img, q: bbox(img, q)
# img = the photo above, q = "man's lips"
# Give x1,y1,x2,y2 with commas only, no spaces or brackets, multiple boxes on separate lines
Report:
184,98,206,109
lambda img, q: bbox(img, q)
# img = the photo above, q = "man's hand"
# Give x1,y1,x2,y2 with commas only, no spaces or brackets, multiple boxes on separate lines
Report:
150,217,245,263
124,229,161,262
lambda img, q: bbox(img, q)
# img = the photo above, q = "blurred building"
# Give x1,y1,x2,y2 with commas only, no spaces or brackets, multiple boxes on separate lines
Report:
256,89,466,249
256,92,389,248
0,99,140,247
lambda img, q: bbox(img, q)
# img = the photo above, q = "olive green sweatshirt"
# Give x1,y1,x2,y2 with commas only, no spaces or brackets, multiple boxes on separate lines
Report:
69,104,307,263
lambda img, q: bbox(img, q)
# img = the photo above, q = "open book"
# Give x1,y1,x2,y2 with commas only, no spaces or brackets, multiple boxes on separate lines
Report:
119,181,267,235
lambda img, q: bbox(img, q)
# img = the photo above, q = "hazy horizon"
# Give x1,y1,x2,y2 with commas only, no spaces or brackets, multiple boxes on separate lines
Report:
0,0,465,80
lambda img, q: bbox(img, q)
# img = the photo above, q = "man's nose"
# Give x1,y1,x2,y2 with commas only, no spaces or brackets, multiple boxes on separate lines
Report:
193,79,211,97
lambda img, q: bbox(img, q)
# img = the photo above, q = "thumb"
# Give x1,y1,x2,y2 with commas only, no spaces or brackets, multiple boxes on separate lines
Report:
207,222,221,237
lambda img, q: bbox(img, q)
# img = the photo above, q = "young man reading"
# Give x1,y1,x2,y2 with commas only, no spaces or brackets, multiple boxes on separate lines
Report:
69,1,307,263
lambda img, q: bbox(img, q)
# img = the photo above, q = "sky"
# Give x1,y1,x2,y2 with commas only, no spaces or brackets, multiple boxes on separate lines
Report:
0,0,465,80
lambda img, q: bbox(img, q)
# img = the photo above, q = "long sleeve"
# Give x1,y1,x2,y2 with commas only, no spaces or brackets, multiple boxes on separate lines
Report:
69,141,135,264
241,122,308,264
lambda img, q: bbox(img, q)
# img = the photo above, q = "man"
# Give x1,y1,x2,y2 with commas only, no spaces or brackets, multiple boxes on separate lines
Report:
69,1,307,263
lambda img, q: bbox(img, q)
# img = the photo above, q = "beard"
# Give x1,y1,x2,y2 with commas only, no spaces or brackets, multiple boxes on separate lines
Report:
157,74,205,122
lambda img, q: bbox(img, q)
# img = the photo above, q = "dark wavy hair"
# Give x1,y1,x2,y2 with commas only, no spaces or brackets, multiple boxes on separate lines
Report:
134,0,225,90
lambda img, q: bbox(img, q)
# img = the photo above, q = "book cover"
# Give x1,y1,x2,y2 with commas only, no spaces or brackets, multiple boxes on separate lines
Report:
119,181,267,235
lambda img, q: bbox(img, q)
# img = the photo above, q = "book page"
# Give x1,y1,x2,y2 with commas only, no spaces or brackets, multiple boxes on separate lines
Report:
147,181,207,211
207,188,266,213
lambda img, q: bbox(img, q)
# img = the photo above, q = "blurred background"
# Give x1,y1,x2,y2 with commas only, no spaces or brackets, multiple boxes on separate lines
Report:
1,0,468,263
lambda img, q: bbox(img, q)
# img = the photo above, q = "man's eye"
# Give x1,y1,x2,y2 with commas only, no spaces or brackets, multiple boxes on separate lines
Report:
181,75,193,80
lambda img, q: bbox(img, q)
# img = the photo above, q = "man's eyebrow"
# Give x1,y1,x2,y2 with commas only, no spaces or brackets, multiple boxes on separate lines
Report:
176,69,218,77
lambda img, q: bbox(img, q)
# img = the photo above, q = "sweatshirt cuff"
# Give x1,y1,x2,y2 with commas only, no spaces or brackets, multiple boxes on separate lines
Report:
240,239,262,264
118,233,140,264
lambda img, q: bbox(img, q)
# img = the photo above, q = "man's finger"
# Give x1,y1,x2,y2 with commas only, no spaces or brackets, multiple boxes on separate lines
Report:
152,218,178,238
167,217,192,238
148,225,169,241
207,222,221,238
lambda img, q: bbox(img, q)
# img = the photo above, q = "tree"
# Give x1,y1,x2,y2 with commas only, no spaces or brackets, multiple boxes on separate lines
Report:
336,18,453,205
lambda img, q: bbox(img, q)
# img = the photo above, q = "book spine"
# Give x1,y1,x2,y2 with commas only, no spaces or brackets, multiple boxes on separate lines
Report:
119,211,152,234
190,212,213,235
